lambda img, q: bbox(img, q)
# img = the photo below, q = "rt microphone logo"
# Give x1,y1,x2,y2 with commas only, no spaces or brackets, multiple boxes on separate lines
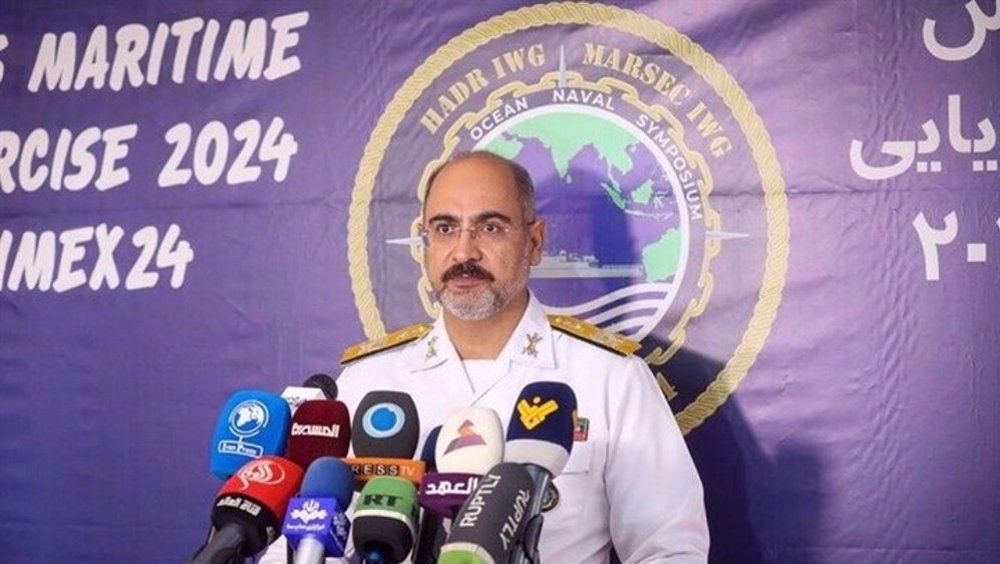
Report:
218,399,270,457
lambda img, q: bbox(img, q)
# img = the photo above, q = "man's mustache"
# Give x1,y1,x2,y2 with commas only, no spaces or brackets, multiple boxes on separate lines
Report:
442,261,495,283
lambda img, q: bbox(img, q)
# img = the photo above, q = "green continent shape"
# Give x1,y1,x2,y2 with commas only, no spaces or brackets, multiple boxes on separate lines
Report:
495,113,639,181
641,229,682,282
632,179,654,205
488,135,524,159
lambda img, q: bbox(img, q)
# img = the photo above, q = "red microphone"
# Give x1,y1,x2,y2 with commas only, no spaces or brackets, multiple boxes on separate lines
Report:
285,399,352,469
189,456,304,563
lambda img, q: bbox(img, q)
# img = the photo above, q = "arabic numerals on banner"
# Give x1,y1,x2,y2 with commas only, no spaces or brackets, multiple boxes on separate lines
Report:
0,223,193,293
158,117,298,187
849,6,999,284
912,212,1000,282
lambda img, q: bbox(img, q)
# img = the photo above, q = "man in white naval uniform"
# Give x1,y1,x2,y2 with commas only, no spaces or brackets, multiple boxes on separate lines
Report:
262,151,708,563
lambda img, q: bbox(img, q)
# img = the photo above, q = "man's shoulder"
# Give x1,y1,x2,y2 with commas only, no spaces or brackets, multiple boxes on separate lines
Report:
339,322,433,365
546,314,641,357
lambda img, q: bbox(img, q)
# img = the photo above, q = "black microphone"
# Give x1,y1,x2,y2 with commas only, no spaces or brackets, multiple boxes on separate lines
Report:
345,390,425,487
189,457,304,564
503,381,578,564
302,373,338,400
436,462,534,564
413,426,443,564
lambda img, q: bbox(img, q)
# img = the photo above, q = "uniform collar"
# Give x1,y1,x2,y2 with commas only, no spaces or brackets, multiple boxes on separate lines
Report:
406,292,556,372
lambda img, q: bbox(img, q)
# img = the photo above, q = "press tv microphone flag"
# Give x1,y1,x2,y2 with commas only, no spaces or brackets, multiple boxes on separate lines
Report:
286,399,351,469
420,407,504,519
346,390,425,485
210,390,292,480
353,476,421,564
189,456,304,564
504,381,577,564
282,457,355,564
436,462,534,564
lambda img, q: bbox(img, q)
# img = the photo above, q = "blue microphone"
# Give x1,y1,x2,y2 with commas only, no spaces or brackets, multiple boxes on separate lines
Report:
282,457,355,563
210,390,292,480
504,381,578,564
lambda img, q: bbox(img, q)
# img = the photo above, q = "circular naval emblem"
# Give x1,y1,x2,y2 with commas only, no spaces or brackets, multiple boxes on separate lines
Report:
348,3,789,433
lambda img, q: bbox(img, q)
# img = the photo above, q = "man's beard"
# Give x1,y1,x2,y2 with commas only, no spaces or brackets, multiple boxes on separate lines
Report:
435,259,529,321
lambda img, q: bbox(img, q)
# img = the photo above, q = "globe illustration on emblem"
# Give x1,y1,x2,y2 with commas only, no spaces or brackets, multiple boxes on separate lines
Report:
478,107,689,340
228,399,269,437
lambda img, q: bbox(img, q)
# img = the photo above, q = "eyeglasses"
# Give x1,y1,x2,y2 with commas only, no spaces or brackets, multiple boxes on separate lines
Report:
420,219,535,247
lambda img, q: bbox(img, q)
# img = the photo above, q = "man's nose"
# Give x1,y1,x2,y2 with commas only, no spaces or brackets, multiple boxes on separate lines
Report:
449,229,483,263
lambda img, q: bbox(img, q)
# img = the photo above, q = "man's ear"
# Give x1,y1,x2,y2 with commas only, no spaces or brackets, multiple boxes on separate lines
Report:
528,219,547,266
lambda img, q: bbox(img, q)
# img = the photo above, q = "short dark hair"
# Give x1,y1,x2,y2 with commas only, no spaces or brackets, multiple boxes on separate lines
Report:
423,150,536,222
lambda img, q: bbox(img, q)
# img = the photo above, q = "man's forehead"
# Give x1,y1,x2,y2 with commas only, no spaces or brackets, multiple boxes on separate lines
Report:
424,156,522,217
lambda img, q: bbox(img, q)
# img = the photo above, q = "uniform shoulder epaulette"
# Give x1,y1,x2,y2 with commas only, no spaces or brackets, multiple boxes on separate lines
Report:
547,314,641,356
340,323,433,365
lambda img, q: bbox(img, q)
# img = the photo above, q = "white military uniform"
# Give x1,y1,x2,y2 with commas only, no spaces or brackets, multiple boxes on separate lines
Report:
261,293,708,564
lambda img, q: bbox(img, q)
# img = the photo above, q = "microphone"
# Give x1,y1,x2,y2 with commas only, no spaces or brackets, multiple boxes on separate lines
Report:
189,456,304,564
281,386,326,416
504,381,578,564
420,407,504,519
210,390,292,480
286,399,352,469
413,425,443,564
302,373,338,400
282,457,355,564
346,391,425,486
281,373,339,415
421,425,442,473
436,462,534,564
353,477,421,564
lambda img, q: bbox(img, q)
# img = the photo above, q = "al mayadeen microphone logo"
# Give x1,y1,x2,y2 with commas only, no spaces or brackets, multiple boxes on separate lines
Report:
348,2,789,433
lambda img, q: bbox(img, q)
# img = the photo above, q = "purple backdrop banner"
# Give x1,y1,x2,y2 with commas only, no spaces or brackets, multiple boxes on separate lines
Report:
1,1,998,562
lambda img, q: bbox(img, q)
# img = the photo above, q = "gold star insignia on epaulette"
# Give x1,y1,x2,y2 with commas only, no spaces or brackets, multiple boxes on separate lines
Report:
340,323,432,364
522,332,543,357
547,314,641,356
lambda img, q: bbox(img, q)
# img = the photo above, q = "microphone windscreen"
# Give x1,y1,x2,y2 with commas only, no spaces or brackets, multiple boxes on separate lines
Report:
421,425,442,472
353,477,419,563
435,407,504,475
438,462,533,564
282,457,354,557
212,456,304,555
300,457,355,510
418,472,481,520
280,386,326,415
286,400,352,468
210,390,291,480
303,373,338,400
504,382,577,476
352,391,420,458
